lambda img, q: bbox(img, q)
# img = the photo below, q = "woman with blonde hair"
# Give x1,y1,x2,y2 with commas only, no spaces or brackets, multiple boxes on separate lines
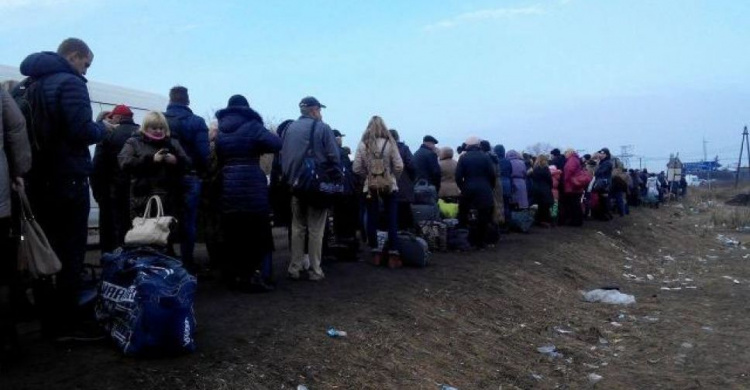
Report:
118,111,190,252
353,115,404,267
530,154,554,227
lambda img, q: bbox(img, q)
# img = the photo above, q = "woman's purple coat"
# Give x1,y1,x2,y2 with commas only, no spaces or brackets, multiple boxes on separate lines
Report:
506,150,529,209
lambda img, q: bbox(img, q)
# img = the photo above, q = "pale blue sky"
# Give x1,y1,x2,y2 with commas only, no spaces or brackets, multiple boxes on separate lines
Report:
2,0,749,170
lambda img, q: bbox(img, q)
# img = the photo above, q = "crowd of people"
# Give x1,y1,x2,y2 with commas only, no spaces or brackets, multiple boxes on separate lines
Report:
0,38,682,362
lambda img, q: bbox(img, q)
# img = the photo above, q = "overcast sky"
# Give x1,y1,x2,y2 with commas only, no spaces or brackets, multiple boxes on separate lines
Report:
1,0,749,171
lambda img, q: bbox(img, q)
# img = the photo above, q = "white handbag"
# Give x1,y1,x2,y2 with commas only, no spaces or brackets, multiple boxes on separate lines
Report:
124,195,177,247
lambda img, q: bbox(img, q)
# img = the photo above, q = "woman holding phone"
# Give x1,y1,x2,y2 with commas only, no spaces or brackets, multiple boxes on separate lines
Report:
118,111,190,252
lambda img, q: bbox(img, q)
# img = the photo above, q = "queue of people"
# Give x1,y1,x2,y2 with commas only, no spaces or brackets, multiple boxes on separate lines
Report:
0,37,666,362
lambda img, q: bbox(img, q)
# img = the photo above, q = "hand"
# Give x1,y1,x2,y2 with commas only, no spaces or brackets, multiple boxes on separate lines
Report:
153,151,164,162
164,153,177,165
103,120,116,132
11,177,24,191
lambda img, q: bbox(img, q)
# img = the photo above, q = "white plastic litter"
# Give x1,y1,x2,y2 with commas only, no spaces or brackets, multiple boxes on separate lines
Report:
588,373,603,384
537,344,564,359
717,234,740,247
722,276,740,284
583,289,636,305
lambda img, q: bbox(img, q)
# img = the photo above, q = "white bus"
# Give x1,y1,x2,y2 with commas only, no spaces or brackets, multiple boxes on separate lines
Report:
1,64,168,239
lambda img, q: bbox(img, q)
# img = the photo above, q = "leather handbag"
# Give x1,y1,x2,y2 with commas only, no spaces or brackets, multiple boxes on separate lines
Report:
15,187,62,278
124,195,176,247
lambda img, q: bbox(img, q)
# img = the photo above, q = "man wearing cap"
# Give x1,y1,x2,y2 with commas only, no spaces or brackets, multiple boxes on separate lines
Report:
92,104,139,253
413,135,442,193
164,86,209,271
281,96,340,281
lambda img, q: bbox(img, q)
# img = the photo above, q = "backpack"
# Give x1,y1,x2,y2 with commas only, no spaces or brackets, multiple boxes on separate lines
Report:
366,139,391,193
290,121,344,207
12,77,55,173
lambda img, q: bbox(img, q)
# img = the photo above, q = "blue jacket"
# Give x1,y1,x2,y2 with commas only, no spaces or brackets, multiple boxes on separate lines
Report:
413,144,441,192
19,51,106,178
215,106,281,214
164,104,209,175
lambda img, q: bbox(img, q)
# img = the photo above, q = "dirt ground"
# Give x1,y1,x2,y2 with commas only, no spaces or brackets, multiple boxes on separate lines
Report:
2,186,750,389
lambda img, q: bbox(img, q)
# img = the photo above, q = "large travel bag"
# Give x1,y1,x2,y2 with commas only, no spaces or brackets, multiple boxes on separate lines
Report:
96,247,197,356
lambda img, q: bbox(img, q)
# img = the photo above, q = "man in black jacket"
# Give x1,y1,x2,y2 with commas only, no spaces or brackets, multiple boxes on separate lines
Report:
17,37,111,341
92,104,138,254
164,86,209,271
413,135,441,193
390,129,415,230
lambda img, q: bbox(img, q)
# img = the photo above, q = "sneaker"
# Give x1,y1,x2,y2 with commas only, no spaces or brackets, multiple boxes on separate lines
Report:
387,251,402,269
370,248,384,266
301,254,311,270
287,271,302,281
308,272,325,282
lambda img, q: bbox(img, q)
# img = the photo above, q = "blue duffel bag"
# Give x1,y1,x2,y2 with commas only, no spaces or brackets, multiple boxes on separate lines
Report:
96,247,197,356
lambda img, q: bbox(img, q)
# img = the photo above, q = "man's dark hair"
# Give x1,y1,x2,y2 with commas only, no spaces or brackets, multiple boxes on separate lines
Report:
57,38,91,58
389,129,399,141
169,86,190,105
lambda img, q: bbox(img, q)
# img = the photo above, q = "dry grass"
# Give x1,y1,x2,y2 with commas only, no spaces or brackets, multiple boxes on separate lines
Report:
685,184,750,229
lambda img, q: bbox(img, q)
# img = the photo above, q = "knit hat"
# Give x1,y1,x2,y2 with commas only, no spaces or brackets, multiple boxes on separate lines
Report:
227,94,249,108
110,104,133,117
464,136,481,146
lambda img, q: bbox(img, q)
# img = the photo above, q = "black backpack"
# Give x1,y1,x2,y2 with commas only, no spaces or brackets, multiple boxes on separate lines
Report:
12,77,55,170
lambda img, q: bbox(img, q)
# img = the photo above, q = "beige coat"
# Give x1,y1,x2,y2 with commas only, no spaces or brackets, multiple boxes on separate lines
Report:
0,90,31,218
438,147,460,198
353,137,403,193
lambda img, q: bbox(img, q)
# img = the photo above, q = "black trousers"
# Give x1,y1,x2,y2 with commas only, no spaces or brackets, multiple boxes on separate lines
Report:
27,178,90,334
221,212,273,283
560,192,583,226
458,201,493,248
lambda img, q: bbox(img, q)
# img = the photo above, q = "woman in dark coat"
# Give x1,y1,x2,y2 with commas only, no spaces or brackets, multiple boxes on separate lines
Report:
530,155,554,226
592,147,614,221
390,129,415,231
118,111,190,255
455,137,497,248
494,144,513,225
215,95,282,291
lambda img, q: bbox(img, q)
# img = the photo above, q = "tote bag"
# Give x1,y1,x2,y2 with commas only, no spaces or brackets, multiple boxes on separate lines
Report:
124,195,176,247
15,187,62,278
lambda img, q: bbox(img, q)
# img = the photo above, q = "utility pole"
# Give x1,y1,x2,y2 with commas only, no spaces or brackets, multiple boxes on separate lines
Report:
619,145,634,168
735,126,750,188
704,137,712,191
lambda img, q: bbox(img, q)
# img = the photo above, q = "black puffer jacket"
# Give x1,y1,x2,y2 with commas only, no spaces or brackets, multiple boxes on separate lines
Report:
413,144,441,192
215,106,281,214
455,145,496,209
18,51,106,177
395,141,415,202
92,120,138,202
